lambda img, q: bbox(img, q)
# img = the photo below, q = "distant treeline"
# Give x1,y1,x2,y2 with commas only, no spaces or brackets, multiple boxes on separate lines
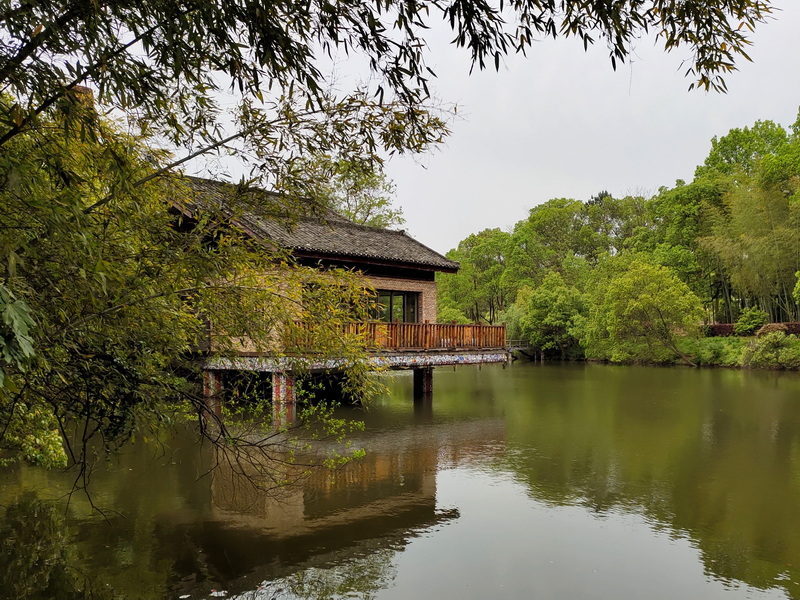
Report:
437,112,800,367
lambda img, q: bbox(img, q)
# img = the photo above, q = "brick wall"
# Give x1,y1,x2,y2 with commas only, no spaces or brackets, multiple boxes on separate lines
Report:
363,275,438,323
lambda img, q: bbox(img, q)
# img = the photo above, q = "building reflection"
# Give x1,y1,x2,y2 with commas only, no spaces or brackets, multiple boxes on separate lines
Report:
166,416,506,597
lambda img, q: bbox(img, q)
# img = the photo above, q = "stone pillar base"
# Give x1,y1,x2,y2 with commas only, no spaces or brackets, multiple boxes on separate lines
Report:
202,370,223,418
272,371,297,427
413,367,433,404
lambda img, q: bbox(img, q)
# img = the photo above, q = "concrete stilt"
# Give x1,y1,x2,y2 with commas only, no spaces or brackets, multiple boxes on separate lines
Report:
413,367,433,404
202,370,223,418
272,371,297,427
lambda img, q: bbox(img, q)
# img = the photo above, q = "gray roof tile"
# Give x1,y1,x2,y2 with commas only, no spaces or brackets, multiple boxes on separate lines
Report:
180,176,459,272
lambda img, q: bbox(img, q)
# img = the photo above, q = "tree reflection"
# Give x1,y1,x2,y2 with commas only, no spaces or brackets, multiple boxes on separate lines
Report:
0,493,113,600
500,365,800,598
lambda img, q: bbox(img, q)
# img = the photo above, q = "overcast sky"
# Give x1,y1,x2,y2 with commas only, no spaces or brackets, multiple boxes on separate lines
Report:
382,1,800,255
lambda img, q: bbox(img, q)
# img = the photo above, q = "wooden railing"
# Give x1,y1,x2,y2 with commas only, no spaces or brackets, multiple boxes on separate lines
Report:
343,322,506,351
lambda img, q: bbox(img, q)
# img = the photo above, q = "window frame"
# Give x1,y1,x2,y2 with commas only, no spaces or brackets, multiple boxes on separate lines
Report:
373,290,419,323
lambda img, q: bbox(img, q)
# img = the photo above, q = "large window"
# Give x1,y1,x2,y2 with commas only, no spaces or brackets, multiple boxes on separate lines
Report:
375,291,419,323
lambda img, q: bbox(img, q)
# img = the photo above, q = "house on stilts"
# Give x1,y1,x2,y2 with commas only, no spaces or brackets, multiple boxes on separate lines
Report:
178,177,508,417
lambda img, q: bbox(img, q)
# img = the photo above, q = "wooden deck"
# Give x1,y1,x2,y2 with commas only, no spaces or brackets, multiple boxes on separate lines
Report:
206,322,509,375
342,322,506,352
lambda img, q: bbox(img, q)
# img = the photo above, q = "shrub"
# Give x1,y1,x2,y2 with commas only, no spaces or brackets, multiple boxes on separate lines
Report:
679,336,748,367
756,323,788,337
733,307,770,336
742,332,800,369
705,323,735,337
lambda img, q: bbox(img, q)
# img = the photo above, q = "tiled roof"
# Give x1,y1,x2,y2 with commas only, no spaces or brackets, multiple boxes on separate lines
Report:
180,176,459,272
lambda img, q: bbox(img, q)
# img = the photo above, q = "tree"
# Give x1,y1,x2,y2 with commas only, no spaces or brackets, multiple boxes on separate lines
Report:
701,181,800,322
505,195,650,275
759,109,800,202
516,199,586,266
437,228,512,323
289,155,404,228
633,178,735,321
516,272,587,360
580,193,651,259
648,112,800,323
695,120,789,179
501,199,584,295
0,284,35,388
582,256,705,366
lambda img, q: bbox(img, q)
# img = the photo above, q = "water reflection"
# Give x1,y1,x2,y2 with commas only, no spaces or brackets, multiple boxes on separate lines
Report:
178,433,464,597
1,364,800,599
0,493,115,600
494,364,800,598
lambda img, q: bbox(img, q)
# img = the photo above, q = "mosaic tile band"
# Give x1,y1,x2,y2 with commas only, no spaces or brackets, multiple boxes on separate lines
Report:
204,351,510,372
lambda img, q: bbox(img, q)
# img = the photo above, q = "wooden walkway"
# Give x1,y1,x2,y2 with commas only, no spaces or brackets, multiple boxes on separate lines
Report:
506,339,536,359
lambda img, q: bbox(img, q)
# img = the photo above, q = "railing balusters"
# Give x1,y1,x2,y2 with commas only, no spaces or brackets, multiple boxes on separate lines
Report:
289,321,506,352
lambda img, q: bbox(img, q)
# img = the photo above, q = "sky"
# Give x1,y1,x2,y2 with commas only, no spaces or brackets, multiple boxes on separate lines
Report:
381,1,800,255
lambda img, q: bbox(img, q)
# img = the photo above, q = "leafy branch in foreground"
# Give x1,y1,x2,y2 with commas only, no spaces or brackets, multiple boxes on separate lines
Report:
0,0,774,147
0,98,378,478
0,0,775,186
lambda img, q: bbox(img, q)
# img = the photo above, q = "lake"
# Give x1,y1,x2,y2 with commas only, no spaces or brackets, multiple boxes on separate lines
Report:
2,362,800,599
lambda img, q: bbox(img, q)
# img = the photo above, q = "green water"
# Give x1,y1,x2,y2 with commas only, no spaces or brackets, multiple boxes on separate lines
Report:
2,363,800,599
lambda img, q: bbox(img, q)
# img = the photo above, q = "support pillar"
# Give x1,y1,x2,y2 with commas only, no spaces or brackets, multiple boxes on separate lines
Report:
272,371,297,428
413,367,433,405
202,370,223,418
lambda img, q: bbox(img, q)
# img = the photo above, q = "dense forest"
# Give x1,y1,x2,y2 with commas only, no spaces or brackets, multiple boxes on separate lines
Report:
437,112,800,367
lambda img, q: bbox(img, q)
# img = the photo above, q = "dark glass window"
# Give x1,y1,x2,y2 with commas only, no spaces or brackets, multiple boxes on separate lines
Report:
373,290,419,323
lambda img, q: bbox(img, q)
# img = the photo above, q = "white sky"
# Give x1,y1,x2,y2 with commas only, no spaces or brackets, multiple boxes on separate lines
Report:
383,1,800,255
